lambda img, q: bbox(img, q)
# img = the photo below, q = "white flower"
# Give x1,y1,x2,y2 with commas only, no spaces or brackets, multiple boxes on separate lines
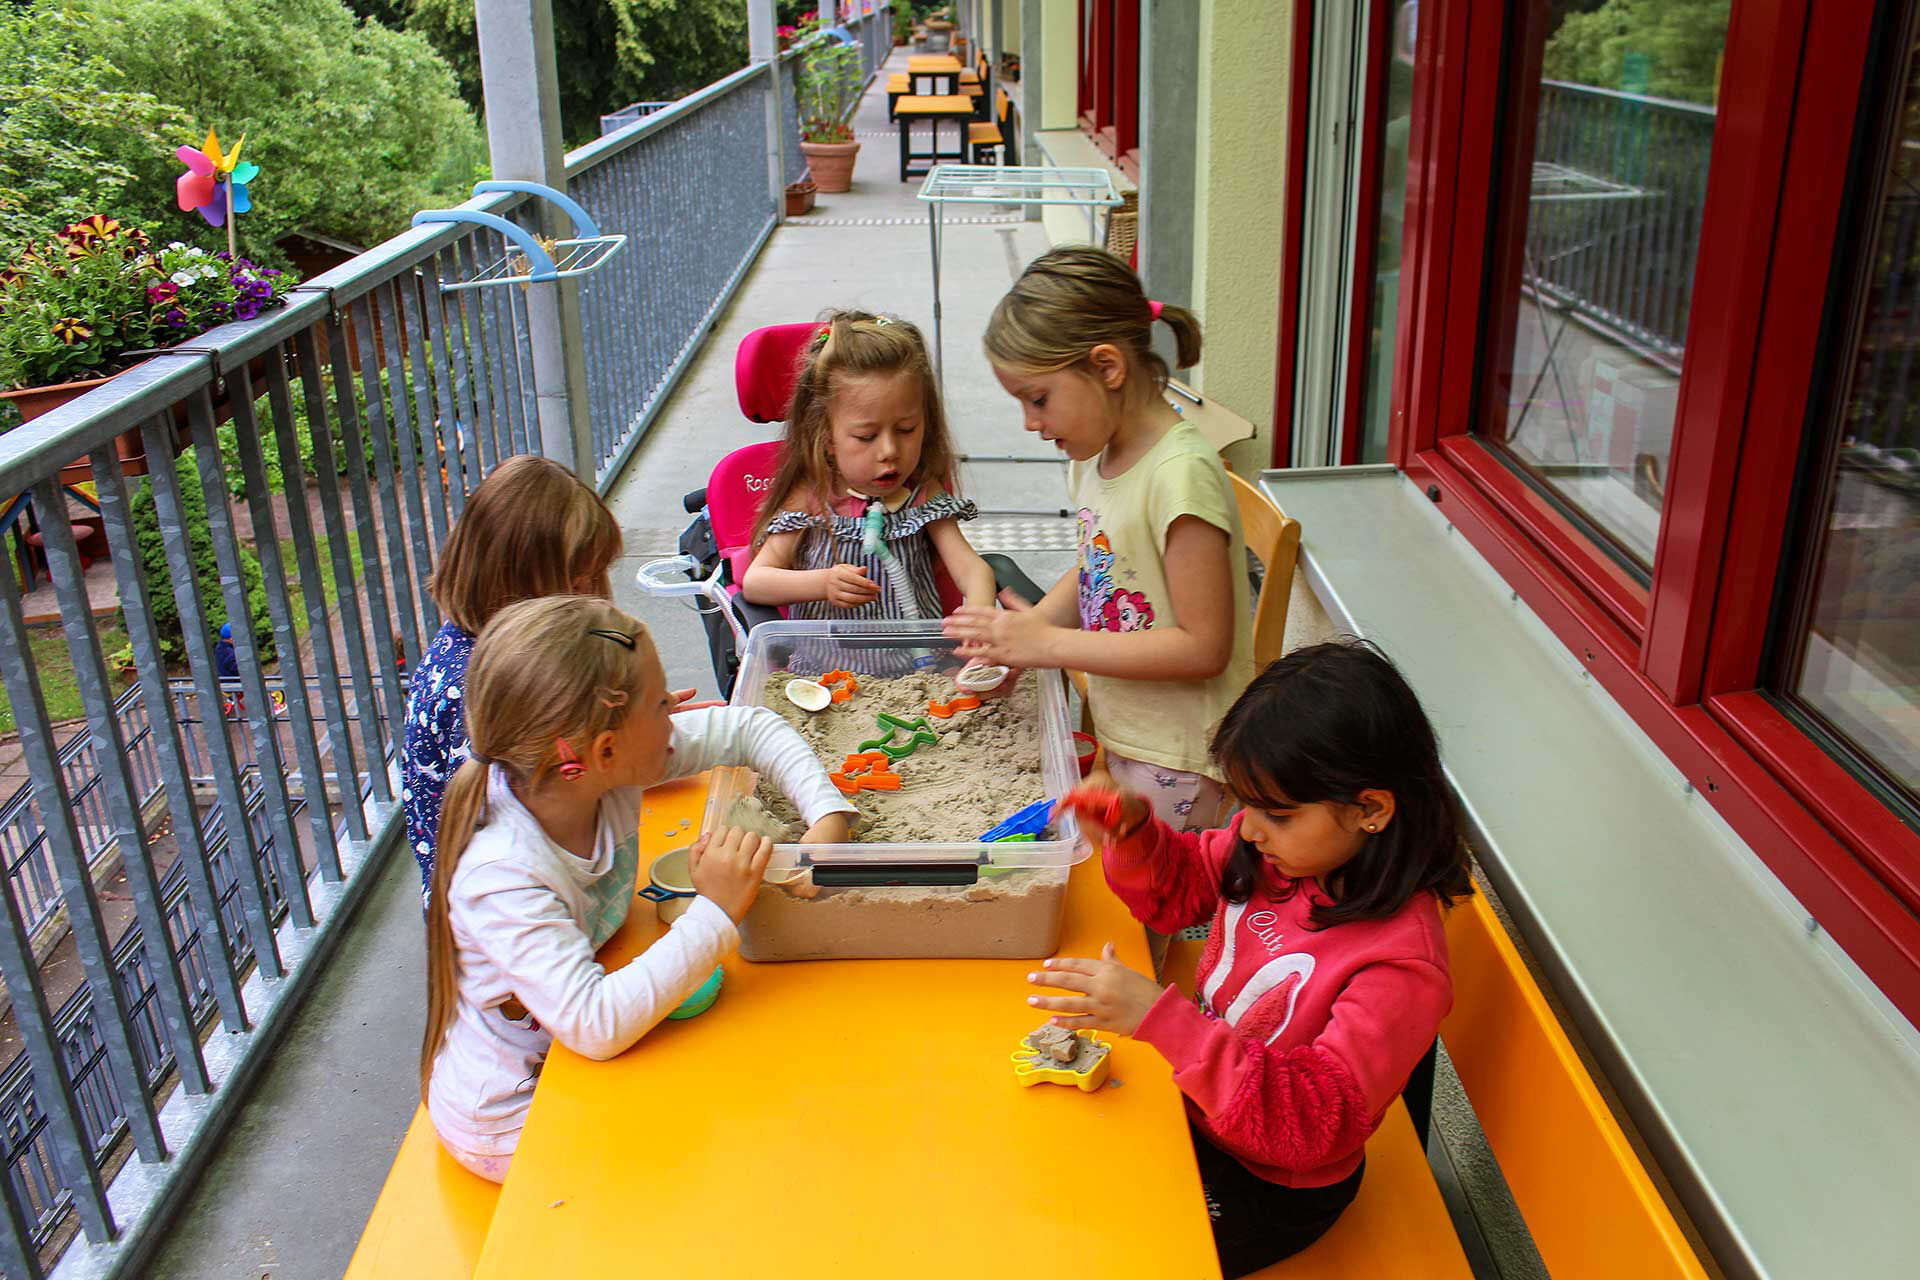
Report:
198,265,218,279
170,270,197,287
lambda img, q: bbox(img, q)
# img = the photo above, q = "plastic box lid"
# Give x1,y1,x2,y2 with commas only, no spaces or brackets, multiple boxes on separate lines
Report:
702,620,1087,871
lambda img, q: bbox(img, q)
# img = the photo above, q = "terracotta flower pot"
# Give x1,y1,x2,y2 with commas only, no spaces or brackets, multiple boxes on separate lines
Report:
785,180,818,217
2,351,275,484
800,140,861,194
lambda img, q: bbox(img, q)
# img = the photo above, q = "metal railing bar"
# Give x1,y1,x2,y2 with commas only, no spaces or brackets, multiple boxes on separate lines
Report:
372,284,441,644
181,390,314,931
31,477,211,1097
348,296,425,674
284,339,372,840
0,553,166,1171
327,314,412,750
397,278,454,552
236,368,346,880
89,453,252,1033
563,60,772,175
426,249,479,518
450,238,503,475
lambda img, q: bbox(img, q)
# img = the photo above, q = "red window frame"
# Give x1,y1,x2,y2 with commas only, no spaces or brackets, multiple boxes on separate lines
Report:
1389,0,1920,1023
1076,0,1140,180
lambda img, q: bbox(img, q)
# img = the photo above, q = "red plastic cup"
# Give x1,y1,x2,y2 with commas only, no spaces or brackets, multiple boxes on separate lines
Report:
1072,732,1098,778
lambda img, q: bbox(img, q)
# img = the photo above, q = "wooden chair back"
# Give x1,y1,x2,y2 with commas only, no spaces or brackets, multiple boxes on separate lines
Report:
1441,891,1710,1280
1226,470,1300,667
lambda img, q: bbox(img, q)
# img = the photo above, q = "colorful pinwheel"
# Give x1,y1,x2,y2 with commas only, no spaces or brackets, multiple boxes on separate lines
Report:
175,129,259,255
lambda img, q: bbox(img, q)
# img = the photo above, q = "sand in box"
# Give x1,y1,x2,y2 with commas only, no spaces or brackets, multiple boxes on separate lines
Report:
756,669,1047,843
737,867,1069,960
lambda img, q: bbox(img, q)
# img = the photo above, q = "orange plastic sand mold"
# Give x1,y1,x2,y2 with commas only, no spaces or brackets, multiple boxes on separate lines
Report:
928,695,982,719
830,751,904,794
820,670,859,703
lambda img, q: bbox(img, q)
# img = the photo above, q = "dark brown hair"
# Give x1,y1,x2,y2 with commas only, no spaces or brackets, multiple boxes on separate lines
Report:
983,245,1201,393
429,455,621,635
1211,640,1471,927
750,310,959,548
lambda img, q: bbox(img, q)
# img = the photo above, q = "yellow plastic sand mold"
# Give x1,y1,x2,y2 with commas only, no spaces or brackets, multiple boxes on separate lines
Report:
1010,1029,1112,1093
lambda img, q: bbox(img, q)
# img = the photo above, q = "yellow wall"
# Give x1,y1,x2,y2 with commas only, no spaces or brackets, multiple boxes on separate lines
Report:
1003,0,1021,54
1040,0,1078,130
1192,0,1291,472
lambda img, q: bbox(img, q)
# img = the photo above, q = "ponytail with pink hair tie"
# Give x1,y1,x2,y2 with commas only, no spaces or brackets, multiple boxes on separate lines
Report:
1148,299,1164,320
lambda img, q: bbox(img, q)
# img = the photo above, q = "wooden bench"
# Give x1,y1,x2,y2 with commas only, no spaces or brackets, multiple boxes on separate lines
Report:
344,1106,499,1280
1159,885,1711,1278
968,89,1012,165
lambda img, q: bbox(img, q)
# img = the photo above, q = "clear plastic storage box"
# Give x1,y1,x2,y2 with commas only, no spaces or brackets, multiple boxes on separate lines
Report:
704,620,1087,961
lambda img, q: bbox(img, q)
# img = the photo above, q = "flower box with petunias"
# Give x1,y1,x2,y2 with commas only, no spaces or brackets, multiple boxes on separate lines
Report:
0,217,298,434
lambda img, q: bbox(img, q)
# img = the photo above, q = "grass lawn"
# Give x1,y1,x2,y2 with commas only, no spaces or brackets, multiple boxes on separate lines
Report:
0,620,132,735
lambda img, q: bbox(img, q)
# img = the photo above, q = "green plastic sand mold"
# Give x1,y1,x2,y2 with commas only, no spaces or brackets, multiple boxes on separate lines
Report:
858,713,940,760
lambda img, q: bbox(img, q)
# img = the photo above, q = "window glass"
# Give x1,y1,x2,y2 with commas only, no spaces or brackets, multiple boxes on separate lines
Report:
1475,2,1731,572
1356,1,1421,463
1785,32,1920,805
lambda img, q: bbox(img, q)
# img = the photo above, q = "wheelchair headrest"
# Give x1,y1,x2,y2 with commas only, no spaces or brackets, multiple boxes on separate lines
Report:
706,440,784,557
735,322,820,423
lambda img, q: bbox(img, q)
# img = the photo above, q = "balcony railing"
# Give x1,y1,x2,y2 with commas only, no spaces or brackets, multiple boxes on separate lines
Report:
0,8,889,1276
1525,80,1717,370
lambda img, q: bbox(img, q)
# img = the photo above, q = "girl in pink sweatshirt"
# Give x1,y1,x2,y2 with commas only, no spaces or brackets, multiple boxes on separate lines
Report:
1030,641,1471,1276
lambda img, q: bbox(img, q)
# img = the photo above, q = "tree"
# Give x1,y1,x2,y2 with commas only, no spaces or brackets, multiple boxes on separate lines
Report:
1542,0,1730,104
408,0,749,145
0,7,187,256
70,0,486,253
128,453,274,664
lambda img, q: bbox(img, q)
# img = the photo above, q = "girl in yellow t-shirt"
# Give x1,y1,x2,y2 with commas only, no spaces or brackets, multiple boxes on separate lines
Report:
944,246,1254,834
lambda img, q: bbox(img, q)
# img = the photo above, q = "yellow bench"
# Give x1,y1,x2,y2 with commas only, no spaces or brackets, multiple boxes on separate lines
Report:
344,1106,499,1280
1160,885,1711,1278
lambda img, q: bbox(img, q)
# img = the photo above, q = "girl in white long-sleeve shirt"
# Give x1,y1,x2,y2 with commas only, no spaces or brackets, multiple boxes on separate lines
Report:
420,596,857,1180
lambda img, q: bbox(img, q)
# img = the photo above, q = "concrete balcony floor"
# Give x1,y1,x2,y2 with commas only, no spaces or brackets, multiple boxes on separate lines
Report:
149,52,1078,1280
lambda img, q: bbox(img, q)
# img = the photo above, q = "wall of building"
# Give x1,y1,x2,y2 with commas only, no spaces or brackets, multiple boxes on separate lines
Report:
1001,0,1021,54
1190,0,1291,472
1039,0,1079,130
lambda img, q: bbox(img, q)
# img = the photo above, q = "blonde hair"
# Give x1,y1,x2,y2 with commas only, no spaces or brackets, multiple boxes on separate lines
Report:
429,455,622,635
983,246,1202,393
419,595,659,1100
750,310,960,548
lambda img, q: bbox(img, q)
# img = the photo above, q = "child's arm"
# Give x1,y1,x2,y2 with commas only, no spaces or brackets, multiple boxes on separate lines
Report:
742,530,880,609
923,517,998,611
460,862,738,1061
1133,959,1451,1171
1062,786,1234,932
651,705,858,840
944,515,1235,678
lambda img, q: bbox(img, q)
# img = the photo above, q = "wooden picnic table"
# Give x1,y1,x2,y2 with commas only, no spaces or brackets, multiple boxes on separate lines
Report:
470,773,1220,1279
907,55,963,95
895,94,976,181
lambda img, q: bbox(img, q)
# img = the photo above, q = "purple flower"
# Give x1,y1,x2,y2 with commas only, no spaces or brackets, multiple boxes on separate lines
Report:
214,250,233,262
261,267,282,278
162,307,187,327
234,299,262,321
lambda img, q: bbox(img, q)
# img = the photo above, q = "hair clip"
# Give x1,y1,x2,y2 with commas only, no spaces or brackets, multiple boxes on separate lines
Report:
1147,299,1164,320
596,687,630,709
872,314,892,327
587,627,636,651
555,737,585,781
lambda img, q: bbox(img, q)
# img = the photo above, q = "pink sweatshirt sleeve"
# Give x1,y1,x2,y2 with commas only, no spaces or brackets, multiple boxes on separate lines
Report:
1133,956,1451,1171
1100,816,1241,934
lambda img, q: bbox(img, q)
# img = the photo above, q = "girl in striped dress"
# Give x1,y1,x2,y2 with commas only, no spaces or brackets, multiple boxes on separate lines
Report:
742,311,997,674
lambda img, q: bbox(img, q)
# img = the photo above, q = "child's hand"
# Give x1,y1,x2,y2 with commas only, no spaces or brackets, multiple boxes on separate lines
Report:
825,563,881,608
1026,943,1164,1035
668,688,727,713
1053,785,1150,847
799,812,852,844
687,826,774,923
942,604,1059,668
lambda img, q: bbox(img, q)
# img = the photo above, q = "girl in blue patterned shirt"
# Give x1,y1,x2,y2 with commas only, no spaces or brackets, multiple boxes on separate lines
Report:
402,455,622,899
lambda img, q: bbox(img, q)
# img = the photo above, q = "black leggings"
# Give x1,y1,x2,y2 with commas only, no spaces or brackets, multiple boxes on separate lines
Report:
1190,1125,1365,1278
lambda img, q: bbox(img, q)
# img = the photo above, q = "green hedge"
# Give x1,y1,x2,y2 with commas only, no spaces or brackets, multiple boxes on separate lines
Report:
127,452,274,665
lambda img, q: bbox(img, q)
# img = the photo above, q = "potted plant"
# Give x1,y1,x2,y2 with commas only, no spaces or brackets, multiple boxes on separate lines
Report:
0,218,297,478
786,179,819,216
796,40,865,193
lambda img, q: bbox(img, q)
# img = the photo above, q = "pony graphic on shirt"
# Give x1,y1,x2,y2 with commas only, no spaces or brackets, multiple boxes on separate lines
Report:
1076,508,1157,633
1198,900,1316,1044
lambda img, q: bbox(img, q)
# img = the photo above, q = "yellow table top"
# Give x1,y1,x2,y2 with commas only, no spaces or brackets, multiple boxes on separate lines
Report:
909,55,963,72
473,774,1219,1279
894,94,974,116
